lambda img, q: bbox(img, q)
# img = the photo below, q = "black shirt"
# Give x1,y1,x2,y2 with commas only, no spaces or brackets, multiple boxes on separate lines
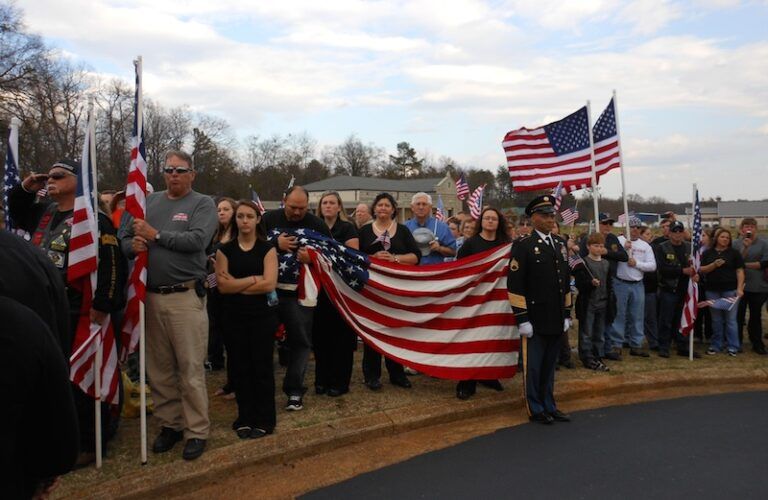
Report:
262,209,332,239
218,239,275,311
701,247,745,292
328,219,359,244
652,236,668,247
359,222,420,262
457,234,507,258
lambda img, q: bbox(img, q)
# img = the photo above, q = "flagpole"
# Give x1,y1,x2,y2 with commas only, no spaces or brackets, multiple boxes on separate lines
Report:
612,90,631,241
689,183,697,362
585,101,600,228
135,55,149,466
86,97,104,469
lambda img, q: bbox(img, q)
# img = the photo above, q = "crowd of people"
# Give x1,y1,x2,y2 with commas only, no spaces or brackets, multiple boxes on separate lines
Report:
3,150,768,496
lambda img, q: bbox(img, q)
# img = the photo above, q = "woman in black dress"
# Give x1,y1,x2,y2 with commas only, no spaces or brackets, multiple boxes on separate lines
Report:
358,192,420,390
312,191,359,397
209,197,237,398
455,207,510,400
215,200,279,439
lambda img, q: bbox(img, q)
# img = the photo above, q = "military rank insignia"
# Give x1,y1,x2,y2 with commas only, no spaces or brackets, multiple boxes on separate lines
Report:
509,258,519,272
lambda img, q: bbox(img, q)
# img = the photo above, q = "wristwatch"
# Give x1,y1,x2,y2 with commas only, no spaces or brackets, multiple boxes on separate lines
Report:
154,232,161,244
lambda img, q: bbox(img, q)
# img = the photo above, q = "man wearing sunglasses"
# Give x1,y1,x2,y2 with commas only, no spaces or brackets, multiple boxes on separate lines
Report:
8,158,126,466
119,150,217,461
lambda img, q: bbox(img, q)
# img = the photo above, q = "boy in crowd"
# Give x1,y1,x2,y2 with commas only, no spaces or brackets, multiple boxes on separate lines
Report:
573,233,612,371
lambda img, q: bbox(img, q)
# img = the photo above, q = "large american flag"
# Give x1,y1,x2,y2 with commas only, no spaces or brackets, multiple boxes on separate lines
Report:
303,237,519,380
3,119,21,231
592,97,622,184
679,189,702,336
68,106,120,405
121,59,148,360
468,184,485,219
455,173,470,201
504,106,592,192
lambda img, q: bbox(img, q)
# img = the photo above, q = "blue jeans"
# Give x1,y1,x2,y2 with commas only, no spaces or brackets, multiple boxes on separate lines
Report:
706,290,739,352
609,279,645,349
578,306,606,361
644,292,659,349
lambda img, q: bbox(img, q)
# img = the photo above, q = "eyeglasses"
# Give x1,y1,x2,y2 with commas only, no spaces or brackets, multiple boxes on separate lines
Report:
164,166,192,174
48,172,74,180
519,223,530,227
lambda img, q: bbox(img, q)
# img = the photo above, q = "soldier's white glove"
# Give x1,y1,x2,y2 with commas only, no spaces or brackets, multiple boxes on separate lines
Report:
563,319,571,332
518,322,533,338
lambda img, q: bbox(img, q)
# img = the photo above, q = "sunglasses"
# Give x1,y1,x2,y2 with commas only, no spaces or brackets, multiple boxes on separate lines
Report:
164,166,192,174
48,172,74,180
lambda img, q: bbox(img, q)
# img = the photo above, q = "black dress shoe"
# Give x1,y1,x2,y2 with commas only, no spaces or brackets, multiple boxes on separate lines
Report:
603,350,622,361
182,438,207,461
327,387,349,397
315,385,327,395
658,349,670,358
364,379,383,391
558,359,575,369
479,379,504,391
753,347,768,355
152,427,183,453
677,350,701,359
630,348,650,358
529,413,554,425
456,388,473,400
390,377,412,389
549,410,571,422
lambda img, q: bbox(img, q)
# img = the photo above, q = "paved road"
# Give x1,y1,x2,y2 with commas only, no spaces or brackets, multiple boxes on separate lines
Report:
303,391,768,500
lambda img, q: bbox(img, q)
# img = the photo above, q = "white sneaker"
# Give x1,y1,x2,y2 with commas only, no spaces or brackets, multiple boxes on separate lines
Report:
286,395,303,411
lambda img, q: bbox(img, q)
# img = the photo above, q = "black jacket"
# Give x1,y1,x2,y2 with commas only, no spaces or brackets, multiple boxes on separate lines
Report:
573,260,616,324
508,233,572,336
656,240,692,294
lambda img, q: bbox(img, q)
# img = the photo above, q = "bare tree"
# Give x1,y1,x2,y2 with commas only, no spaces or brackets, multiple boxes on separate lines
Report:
321,134,383,177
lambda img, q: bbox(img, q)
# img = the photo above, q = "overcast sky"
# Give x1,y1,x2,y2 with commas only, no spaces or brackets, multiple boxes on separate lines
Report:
24,0,768,202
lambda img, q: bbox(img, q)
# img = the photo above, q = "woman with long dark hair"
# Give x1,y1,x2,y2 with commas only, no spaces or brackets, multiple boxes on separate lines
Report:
215,200,279,439
455,207,510,400
209,197,237,398
312,191,359,397
699,228,745,356
358,193,420,390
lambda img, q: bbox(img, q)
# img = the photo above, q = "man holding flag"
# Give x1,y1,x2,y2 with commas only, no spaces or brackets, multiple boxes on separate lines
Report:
8,159,125,465
119,150,217,460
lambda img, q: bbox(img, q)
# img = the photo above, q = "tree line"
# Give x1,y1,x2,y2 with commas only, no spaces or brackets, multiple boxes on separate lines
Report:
1,2,690,215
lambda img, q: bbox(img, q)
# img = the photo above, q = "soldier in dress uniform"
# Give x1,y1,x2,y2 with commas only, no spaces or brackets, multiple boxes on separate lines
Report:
507,195,573,425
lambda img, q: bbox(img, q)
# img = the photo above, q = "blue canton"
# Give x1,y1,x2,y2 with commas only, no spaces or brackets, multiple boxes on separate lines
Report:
543,106,590,156
593,98,618,143
267,228,370,291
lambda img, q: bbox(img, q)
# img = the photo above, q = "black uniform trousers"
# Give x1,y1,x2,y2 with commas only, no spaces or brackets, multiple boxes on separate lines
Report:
522,334,561,416
362,345,406,384
313,291,356,392
223,308,279,432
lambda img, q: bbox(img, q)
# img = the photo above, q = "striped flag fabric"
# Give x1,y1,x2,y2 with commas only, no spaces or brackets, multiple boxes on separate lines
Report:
561,207,579,225
568,251,585,270
3,118,22,232
592,97,622,183
303,237,519,380
435,194,445,221
121,59,148,360
679,189,702,336
697,296,739,311
455,173,470,201
251,189,266,214
551,180,564,211
68,105,120,405
503,106,593,192
468,184,485,219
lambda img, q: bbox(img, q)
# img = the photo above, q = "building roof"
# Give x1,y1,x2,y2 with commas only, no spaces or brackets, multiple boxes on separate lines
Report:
302,176,448,193
717,201,768,217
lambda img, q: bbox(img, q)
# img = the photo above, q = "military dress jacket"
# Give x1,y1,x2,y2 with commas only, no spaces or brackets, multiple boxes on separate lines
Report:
507,233,572,336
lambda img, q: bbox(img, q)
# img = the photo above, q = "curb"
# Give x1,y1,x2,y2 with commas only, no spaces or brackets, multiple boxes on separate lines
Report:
71,368,768,499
